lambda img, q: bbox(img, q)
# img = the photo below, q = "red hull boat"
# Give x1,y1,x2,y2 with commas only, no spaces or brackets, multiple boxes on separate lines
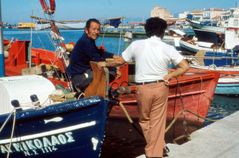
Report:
110,64,219,125
4,39,69,87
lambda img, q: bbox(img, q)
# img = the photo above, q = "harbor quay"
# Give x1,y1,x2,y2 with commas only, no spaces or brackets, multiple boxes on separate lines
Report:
166,110,239,158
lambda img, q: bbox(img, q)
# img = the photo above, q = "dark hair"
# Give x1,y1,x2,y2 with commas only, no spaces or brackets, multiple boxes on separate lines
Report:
144,17,167,38
85,18,101,29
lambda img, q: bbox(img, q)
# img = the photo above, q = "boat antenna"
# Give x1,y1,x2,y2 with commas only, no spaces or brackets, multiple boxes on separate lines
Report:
0,0,5,77
29,9,34,68
101,22,106,46
117,28,123,55
117,17,123,55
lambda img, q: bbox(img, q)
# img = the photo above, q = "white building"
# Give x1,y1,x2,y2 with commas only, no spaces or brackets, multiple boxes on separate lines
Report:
203,8,226,20
150,6,173,19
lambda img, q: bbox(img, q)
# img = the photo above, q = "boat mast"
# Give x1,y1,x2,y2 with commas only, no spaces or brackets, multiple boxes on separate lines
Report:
0,0,5,77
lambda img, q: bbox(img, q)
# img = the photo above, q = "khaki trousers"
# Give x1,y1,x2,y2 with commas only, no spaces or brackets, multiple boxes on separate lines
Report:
136,82,169,157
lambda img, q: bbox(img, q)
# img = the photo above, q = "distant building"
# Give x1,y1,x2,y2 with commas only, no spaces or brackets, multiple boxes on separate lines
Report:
185,8,227,21
150,6,173,19
178,11,190,19
203,8,226,20
190,10,204,21
17,22,35,29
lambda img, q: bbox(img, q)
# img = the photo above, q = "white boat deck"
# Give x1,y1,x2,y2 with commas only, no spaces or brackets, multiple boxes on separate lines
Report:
167,111,239,158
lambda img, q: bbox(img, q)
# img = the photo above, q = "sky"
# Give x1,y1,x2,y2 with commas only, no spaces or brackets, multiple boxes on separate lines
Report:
2,0,237,24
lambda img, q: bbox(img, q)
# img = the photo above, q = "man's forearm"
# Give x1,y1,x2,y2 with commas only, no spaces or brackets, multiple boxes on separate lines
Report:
105,56,126,67
97,56,126,68
169,67,188,78
170,59,189,77
164,59,189,81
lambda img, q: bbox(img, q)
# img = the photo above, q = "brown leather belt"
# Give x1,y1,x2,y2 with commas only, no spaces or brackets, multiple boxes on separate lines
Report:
136,80,164,85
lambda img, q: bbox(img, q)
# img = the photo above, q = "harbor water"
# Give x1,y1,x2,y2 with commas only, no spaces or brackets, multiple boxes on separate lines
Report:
3,29,239,158
3,28,126,55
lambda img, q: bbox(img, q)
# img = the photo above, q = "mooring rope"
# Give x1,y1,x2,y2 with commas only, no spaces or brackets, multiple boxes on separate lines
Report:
0,109,16,133
6,109,16,158
165,75,220,143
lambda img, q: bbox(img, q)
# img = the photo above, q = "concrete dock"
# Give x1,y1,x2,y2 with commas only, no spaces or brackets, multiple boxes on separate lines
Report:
167,111,239,158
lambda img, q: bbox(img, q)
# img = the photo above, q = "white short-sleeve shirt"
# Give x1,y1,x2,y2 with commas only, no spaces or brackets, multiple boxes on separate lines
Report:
122,36,184,82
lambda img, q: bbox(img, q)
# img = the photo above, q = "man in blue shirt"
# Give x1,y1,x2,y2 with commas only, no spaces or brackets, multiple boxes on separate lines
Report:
67,18,114,92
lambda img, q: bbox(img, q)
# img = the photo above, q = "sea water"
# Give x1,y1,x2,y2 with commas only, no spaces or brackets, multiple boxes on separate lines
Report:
3,28,126,55
3,29,239,120
205,94,239,125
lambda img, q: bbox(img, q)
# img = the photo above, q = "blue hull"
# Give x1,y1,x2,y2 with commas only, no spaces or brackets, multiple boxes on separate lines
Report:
0,96,108,158
204,52,239,67
189,20,225,44
215,84,239,95
193,29,222,44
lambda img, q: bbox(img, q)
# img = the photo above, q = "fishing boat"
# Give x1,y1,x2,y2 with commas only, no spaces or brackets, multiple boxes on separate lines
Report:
0,75,109,158
1,40,110,157
0,1,110,158
1,40,110,158
3,39,69,87
187,19,225,44
109,63,220,138
189,65,239,95
179,39,221,54
1,37,110,158
187,48,239,95
34,20,86,30
182,16,239,54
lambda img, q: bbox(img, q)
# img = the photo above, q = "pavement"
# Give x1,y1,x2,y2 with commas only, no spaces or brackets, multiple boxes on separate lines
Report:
167,111,239,158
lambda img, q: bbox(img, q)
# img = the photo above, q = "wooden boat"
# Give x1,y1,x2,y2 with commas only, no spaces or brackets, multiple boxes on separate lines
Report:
187,49,239,95
216,75,239,95
109,64,220,137
0,94,108,158
183,17,239,54
188,19,225,44
190,65,239,95
179,39,222,54
3,39,69,87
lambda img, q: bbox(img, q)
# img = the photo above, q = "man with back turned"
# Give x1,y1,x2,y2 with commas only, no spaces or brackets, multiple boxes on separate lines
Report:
98,17,189,158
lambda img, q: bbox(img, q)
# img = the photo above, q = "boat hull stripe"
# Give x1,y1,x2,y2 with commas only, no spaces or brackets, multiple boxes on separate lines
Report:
0,121,96,144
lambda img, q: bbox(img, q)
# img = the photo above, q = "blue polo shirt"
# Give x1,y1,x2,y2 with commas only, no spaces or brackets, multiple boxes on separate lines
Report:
67,33,114,77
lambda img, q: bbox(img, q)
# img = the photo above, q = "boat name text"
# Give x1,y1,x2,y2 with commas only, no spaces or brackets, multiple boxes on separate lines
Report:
0,132,75,156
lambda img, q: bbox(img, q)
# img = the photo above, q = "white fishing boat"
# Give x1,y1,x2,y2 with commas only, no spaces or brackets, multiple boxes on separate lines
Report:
190,64,239,95
34,21,86,30
180,16,239,54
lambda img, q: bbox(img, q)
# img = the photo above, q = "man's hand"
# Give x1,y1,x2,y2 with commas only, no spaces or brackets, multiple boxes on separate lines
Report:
97,61,106,69
163,74,173,86
163,59,189,86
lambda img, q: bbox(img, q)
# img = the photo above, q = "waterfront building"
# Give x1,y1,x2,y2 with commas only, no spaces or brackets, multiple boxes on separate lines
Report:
150,6,173,19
